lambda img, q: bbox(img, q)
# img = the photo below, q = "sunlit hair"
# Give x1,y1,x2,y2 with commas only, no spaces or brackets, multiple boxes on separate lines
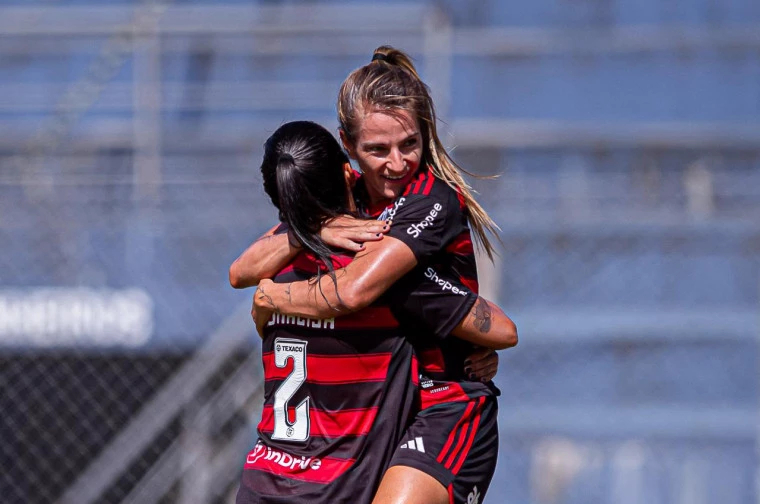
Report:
261,120,352,272
337,45,500,260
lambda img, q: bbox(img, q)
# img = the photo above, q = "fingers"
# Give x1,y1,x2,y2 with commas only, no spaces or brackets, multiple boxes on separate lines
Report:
333,238,366,252
464,349,499,382
353,220,390,234
465,360,498,381
252,287,274,338
321,216,391,251
251,298,264,338
325,231,381,253
338,230,386,246
349,222,389,236
253,281,271,308
326,215,389,228
325,215,390,234
467,361,498,382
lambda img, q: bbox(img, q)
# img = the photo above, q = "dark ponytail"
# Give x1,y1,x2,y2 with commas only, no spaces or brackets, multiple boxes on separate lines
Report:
260,121,352,275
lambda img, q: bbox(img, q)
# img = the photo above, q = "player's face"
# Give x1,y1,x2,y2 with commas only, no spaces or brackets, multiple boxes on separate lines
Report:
342,108,423,206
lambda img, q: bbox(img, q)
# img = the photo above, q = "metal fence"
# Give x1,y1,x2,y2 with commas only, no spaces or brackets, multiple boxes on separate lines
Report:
1,2,758,503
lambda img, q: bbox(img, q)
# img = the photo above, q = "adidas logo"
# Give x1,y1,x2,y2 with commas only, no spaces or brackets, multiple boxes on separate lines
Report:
399,436,425,453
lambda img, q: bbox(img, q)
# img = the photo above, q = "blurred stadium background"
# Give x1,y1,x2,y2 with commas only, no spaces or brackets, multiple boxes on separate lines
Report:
1,0,758,503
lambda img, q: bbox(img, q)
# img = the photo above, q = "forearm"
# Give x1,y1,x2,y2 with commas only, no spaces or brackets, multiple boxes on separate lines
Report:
256,271,351,319
255,238,418,318
452,297,518,350
229,228,300,289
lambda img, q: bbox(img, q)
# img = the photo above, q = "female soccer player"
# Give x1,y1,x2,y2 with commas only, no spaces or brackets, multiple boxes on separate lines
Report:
249,46,513,504
235,120,516,504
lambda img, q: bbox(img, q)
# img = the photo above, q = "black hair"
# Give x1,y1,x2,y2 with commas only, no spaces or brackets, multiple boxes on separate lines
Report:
261,120,352,273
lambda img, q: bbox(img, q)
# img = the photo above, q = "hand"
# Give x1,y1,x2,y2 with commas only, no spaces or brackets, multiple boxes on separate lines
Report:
252,279,276,337
320,215,390,252
464,347,499,382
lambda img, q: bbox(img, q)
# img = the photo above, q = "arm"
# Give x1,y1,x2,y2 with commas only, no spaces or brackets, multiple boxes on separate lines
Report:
254,190,465,318
380,263,514,382
254,235,418,318
230,216,391,289
388,266,516,350
229,224,299,289
451,297,517,350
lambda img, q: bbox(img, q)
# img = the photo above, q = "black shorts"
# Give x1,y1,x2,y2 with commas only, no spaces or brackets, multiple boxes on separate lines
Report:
388,396,498,504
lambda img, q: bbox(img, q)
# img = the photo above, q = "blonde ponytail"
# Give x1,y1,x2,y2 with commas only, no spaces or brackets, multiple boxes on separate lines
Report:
338,45,501,260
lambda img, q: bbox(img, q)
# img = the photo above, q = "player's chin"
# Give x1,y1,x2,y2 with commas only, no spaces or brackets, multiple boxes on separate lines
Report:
382,185,404,200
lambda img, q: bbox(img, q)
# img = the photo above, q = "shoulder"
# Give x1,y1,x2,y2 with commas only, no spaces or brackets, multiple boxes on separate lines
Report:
401,166,466,210
402,166,446,198
372,167,464,233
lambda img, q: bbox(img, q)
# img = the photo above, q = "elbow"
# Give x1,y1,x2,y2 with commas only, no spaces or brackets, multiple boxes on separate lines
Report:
495,319,518,350
228,267,242,289
505,320,518,348
228,261,250,289
337,283,372,313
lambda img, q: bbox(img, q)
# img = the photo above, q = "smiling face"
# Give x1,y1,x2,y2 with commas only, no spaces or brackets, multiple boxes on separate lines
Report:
341,108,423,206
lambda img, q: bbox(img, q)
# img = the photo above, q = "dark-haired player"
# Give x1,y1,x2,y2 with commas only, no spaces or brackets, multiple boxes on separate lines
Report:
234,120,516,504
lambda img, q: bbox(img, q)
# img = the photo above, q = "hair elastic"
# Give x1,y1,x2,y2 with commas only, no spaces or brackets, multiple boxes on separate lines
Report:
371,53,387,63
278,152,295,164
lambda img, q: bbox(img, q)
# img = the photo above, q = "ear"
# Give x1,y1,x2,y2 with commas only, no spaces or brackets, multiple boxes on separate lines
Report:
339,129,357,160
342,162,358,212
343,162,357,189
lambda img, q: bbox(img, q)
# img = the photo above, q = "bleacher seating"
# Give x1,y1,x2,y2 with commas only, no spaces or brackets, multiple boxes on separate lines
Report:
1,1,758,503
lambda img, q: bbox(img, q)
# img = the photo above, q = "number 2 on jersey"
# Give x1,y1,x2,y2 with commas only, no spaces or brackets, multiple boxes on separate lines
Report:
272,338,310,442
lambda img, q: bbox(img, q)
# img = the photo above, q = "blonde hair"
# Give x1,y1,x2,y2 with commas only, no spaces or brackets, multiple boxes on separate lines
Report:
337,45,501,260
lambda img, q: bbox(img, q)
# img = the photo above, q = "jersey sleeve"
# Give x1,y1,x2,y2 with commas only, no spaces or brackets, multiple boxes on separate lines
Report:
389,265,477,339
385,189,463,262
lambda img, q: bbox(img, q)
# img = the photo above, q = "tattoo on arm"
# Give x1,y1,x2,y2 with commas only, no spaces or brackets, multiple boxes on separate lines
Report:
285,284,292,305
256,285,277,310
306,268,350,312
473,298,492,333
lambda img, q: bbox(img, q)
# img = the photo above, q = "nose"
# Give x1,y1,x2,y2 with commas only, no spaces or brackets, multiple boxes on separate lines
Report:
387,148,406,173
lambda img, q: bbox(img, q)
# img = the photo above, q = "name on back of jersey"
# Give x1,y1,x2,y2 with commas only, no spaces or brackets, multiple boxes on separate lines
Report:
268,312,336,330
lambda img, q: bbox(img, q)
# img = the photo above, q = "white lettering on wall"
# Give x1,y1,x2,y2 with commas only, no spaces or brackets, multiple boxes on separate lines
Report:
0,288,153,347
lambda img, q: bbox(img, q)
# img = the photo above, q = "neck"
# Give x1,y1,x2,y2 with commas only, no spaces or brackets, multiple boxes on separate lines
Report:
347,198,358,213
369,194,393,207
345,185,357,213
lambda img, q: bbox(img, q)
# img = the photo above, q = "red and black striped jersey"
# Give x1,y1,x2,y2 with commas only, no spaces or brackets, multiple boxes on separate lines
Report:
237,244,477,504
356,165,500,408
